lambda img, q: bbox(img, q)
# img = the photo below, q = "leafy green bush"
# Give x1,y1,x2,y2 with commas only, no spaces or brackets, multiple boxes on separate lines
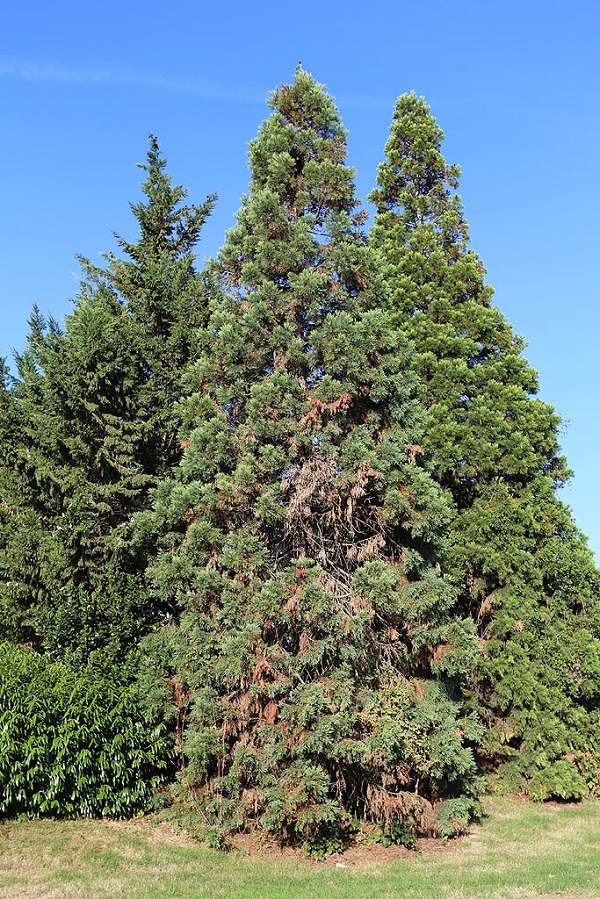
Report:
302,819,350,859
0,642,173,819
370,819,417,849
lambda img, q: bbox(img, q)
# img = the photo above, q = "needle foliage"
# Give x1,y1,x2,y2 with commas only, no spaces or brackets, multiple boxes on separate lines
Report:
0,139,214,663
0,72,597,839
369,92,600,800
138,70,482,849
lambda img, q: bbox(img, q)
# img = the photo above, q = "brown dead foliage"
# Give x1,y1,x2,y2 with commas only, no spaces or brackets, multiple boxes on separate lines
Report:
283,454,388,594
299,393,353,428
365,785,438,835
433,642,451,662
477,594,493,621
406,443,424,463
168,678,192,768
252,658,275,685
262,700,278,725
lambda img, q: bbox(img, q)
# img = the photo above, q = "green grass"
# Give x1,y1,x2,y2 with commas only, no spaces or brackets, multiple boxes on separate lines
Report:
1,798,599,898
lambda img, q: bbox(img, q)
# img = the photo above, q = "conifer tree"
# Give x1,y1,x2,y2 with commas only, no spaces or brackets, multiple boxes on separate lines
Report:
0,359,45,644
140,70,482,848
5,299,150,658
0,140,215,661
370,93,600,798
80,135,216,478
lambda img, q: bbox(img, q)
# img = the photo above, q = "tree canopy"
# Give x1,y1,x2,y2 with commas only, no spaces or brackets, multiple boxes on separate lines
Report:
0,71,598,846
369,91,600,799
137,69,481,847
0,138,215,662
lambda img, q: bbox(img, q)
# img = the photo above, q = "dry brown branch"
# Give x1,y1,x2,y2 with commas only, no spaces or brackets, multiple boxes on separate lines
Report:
406,443,424,463
364,785,438,835
253,658,275,685
282,454,388,587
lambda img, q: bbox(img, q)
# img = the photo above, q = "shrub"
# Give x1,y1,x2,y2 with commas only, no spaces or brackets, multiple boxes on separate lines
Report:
0,642,173,818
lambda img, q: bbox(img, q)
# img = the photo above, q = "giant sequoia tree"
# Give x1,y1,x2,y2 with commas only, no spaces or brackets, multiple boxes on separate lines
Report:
1,71,596,831
139,70,482,848
0,139,214,661
369,93,600,799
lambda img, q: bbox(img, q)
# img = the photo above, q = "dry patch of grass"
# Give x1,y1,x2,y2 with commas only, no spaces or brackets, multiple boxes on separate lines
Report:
1,798,599,898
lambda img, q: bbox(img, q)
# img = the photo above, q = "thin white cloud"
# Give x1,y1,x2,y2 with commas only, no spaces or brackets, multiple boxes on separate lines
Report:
0,55,391,110
0,55,265,103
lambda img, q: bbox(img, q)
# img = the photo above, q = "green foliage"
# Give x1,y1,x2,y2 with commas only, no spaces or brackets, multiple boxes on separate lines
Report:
370,819,417,849
369,92,567,503
0,642,173,818
370,92,600,798
302,818,350,859
0,70,597,838
0,138,214,660
84,135,217,480
436,794,483,839
140,69,480,848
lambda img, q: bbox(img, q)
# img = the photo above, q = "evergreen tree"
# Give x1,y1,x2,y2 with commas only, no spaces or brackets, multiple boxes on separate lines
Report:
5,299,150,659
0,358,45,644
140,70,482,849
80,135,216,479
0,139,215,662
370,93,600,798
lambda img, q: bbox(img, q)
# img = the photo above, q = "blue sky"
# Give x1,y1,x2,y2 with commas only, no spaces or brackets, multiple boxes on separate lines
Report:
1,1,599,558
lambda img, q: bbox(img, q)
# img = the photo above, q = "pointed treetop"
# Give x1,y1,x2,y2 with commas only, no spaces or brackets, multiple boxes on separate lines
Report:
270,66,346,142
230,67,359,254
116,133,216,262
370,91,467,245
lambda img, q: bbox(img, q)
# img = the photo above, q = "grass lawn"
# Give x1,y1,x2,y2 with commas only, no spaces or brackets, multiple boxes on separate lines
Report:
1,798,599,898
